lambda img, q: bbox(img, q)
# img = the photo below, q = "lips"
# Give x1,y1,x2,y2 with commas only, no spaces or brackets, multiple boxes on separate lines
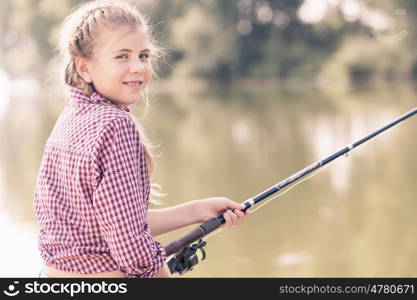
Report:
123,80,143,87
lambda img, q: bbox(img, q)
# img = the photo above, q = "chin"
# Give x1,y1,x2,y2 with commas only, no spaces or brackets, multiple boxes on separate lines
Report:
129,97,141,104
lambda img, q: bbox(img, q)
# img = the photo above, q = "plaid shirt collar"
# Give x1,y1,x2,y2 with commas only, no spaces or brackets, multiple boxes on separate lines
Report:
68,86,131,112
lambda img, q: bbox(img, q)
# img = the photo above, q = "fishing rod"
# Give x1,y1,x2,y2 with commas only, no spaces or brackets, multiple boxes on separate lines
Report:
165,106,417,275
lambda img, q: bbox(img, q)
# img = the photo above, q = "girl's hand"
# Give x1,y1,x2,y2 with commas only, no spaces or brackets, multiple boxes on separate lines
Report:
193,197,250,229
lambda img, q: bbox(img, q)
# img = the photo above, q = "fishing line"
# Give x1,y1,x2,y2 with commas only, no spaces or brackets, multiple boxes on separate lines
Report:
166,107,416,275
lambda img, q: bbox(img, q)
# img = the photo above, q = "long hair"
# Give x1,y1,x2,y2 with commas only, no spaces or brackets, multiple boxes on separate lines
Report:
57,0,165,203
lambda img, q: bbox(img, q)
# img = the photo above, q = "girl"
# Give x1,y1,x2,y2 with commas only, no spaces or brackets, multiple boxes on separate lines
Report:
34,0,248,278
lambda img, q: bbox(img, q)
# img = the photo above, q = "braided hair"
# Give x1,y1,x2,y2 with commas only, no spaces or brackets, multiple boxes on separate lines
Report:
57,0,165,202
60,1,153,96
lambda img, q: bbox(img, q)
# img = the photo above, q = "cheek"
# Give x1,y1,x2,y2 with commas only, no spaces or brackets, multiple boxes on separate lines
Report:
111,64,126,76
103,66,125,85
145,64,153,81
92,67,122,90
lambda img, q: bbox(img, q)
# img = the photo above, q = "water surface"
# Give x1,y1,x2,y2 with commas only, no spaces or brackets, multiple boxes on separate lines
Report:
1,81,416,277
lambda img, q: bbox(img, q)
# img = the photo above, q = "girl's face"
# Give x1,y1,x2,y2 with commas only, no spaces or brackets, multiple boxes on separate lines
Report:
82,24,152,106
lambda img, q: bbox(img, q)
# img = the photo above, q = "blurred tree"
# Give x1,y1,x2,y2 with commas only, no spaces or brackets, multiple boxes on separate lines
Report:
0,0,416,85
168,0,346,81
395,0,417,80
1,0,74,78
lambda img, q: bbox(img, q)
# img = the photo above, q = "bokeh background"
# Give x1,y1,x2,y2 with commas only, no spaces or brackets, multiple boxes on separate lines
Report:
0,0,416,277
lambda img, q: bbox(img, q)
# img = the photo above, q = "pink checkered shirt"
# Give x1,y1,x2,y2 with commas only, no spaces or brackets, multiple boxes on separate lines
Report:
34,86,166,278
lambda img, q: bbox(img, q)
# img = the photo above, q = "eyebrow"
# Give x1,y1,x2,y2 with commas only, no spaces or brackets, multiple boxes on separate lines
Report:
112,48,150,53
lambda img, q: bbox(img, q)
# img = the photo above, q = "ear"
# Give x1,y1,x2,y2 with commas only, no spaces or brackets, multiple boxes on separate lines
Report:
74,56,93,83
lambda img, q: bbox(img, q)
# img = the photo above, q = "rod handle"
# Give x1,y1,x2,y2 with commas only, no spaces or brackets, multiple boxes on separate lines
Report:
164,226,205,256
164,216,224,256
201,216,224,233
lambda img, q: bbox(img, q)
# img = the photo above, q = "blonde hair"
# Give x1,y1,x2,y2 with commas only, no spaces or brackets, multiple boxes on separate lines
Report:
58,0,165,203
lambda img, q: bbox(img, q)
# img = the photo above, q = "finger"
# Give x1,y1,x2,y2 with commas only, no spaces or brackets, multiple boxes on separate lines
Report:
244,209,251,215
221,210,233,228
226,200,246,211
235,209,245,220
228,209,239,225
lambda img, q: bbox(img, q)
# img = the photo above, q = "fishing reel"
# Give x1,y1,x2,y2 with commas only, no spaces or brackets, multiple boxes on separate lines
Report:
167,239,207,275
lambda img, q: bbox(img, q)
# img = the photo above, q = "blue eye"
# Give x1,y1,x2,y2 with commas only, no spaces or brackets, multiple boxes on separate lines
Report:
139,53,150,60
116,53,150,61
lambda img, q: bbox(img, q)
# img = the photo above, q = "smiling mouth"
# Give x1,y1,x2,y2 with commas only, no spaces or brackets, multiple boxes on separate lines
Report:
123,81,143,87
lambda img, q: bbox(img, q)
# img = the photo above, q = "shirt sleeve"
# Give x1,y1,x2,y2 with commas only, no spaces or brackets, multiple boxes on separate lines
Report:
92,116,166,278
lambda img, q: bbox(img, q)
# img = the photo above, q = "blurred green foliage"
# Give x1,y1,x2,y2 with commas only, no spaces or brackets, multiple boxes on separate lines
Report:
1,0,416,88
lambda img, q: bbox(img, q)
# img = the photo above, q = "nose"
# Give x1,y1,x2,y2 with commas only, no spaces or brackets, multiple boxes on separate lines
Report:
129,60,146,74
